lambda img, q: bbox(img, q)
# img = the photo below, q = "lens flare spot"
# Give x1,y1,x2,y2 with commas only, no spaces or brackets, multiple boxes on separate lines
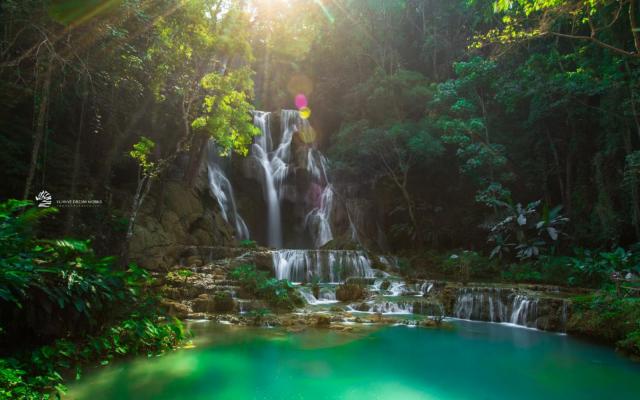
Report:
299,107,311,119
287,74,314,97
299,125,317,143
295,94,308,109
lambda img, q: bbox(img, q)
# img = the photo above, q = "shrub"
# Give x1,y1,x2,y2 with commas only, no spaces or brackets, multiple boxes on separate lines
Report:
567,292,640,356
239,239,258,249
487,201,568,260
230,265,303,311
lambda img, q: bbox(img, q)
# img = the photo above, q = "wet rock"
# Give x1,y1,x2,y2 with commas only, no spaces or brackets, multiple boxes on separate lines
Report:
213,292,236,313
192,295,216,313
345,277,376,286
129,180,236,270
186,256,203,267
161,300,191,319
336,283,368,302
315,315,331,328
380,280,391,291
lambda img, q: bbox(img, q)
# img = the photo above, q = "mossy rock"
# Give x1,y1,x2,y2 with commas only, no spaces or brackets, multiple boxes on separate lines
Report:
336,283,368,302
213,292,236,313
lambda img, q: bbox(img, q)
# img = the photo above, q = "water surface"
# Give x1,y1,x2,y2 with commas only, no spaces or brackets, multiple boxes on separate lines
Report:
67,320,640,400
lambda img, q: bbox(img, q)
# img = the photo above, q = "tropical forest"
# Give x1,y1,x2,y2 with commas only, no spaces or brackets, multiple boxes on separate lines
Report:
1,0,640,399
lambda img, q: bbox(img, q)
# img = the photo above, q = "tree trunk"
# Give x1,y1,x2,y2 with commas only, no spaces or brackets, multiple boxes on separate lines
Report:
65,88,87,234
120,173,153,268
23,53,54,199
183,132,208,187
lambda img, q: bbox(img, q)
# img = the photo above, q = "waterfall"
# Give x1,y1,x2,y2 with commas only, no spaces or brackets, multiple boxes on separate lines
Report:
272,249,374,283
252,111,283,247
561,300,568,331
304,183,334,248
452,288,540,328
206,141,249,240
304,147,334,248
250,109,337,248
345,200,364,247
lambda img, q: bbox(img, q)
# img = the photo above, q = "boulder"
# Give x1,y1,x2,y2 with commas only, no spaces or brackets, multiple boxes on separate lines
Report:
336,283,368,302
213,292,236,313
161,300,191,319
129,178,236,271
315,314,331,328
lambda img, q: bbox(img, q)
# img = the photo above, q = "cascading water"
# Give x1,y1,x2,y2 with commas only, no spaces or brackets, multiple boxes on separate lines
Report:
304,143,334,248
272,249,374,283
206,140,249,240
252,109,334,248
252,111,283,247
510,295,539,326
297,286,338,305
348,301,414,314
452,288,542,328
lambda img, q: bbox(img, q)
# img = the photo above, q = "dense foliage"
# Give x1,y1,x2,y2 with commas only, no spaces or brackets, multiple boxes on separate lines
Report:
568,291,640,355
0,200,187,397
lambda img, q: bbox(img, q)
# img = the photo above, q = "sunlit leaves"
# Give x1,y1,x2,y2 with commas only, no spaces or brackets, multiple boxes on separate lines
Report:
193,67,259,156
129,137,156,175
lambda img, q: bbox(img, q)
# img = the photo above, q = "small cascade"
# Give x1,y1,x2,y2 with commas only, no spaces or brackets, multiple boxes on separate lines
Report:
379,256,400,270
206,140,249,240
272,249,374,283
345,201,363,246
421,282,434,294
509,295,539,326
384,281,406,297
453,288,541,328
297,286,338,305
348,301,413,314
561,300,569,331
297,287,317,304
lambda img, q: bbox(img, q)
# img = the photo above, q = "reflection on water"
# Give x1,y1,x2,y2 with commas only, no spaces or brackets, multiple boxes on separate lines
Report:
66,320,640,400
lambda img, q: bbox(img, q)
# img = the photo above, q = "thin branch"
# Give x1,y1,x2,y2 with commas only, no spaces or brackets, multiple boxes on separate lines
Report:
548,31,639,58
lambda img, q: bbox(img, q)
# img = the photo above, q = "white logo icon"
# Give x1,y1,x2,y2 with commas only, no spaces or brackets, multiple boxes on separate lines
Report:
35,190,52,208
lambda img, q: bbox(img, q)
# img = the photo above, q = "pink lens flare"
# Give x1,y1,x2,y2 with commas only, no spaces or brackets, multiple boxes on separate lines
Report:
295,94,308,109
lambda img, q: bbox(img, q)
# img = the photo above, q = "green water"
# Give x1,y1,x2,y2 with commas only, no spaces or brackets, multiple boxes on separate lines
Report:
67,320,640,400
